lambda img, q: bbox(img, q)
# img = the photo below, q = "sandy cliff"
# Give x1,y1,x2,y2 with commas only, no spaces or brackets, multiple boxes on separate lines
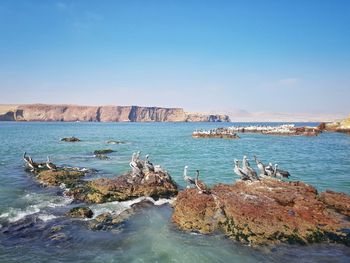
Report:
0,104,230,122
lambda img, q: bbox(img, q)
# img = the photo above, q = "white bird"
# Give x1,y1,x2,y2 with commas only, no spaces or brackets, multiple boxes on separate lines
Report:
144,154,155,172
274,164,291,178
233,159,250,180
46,156,57,171
254,155,267,175
23,152,35,170
242,156,259,181
264,163,274,176
194,170,210,194
183,166,195,188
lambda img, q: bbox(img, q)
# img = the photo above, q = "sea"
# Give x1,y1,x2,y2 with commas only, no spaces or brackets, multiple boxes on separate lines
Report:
0,122,349,263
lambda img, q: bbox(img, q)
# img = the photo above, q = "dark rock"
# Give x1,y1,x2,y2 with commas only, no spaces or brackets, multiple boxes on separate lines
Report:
94,154,109,160
61,137,81,142
67,207,93,218
93,149,114,155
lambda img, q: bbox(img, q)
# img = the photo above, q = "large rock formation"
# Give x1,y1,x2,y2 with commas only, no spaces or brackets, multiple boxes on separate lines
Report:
0,104,230,122
319,114,350,133
67,171,178,203
173,178,350,246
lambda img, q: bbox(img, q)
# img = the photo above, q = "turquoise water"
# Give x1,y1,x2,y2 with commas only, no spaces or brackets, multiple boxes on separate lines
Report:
0,122,349,262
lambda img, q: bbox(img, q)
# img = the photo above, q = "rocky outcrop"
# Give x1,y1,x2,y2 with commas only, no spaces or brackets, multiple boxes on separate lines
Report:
0,104,230,122
67,207,94,218
319,114,350,133
173,178,350,246
67,171,178,204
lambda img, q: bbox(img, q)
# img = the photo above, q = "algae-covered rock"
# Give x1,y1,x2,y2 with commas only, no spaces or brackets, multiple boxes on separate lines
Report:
173,178,350,246
67,207,93,218
36,169,86,187
67,171,178,204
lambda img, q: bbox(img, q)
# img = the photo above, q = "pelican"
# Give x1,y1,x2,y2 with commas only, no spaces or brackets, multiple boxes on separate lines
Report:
144,154,155,172
264,163,274,176
46,156,57,171
254,155,267,175
233,159,250,180
274,164,291,178
129,161,141,177
194,170,210,194
183,166,195,188
23,152,35,170
242,156,259,181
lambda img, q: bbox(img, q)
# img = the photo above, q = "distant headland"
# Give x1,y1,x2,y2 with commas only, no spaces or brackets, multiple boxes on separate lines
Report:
0,104,230,122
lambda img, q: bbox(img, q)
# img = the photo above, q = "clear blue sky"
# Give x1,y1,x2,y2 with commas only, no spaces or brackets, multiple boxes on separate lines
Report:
0,0,349,115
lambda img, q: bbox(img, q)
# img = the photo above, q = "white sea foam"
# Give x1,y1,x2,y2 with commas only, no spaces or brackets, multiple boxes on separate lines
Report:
38,213,58,222
90,196,175,219
0,193,72,223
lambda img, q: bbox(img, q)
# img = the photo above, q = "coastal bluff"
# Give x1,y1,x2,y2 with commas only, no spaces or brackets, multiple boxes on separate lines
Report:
0,104,230,122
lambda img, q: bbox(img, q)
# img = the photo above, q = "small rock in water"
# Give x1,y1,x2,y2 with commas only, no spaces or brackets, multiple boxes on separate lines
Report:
94,154,109,160
61,137,81,142
93,149,114,155
66,207,93,218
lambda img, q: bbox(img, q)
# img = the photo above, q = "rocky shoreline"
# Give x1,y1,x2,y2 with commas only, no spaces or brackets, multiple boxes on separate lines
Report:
20,153,350,247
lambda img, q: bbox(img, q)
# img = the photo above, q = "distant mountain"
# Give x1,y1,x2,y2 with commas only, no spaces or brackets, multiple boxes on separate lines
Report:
210,108,347,122
0,104,230,122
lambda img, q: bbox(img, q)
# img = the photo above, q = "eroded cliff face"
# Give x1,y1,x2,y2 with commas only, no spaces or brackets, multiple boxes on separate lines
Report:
0,104,230,122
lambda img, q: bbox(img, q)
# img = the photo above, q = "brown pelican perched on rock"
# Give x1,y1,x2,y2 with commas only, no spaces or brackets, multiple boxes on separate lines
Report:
144,154,155,173
264,163,275,176
274,164,291,178
130,152,141,177
194,170,210,194
183,166,195,188
242,156,259,181
233,159,250,181
23,152,35,171
46,156,57,171
254,155,267,176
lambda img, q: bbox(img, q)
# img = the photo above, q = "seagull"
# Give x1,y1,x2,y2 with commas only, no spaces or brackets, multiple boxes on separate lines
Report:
130,152,141,177
233,159,250,180
254,155,267,175
242,156,259,181
46,156,57,171
194,170,210,194
274,164,291,178
183,166,195,188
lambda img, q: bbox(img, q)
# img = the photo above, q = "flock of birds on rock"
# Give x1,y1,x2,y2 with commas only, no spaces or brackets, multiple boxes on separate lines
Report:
24,150,290,195
129,151,169,182
234,155,290,181
23,152,58,172
183,155,290,194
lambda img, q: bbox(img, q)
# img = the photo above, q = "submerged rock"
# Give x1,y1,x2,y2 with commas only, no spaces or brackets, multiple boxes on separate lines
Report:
61,137,81,142
67,171,178,204
173,178,350,246
94,154,109,160
93,149,114,155
67,207,93,218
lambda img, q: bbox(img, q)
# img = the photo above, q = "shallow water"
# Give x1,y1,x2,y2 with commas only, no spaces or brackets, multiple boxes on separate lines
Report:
0,122,349,262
